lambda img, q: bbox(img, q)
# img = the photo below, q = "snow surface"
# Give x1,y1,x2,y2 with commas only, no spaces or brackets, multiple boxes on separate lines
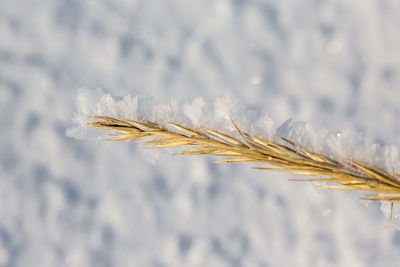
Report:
2,0,400,266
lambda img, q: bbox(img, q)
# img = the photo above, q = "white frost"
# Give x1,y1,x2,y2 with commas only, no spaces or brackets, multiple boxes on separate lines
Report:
67,89,400,226
67,88,400,174
66,88,138,139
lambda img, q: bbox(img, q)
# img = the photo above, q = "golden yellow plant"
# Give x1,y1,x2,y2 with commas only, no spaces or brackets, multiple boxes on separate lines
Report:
86,116,400,219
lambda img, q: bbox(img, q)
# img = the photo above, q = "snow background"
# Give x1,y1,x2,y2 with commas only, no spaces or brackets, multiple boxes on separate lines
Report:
1,0,400,266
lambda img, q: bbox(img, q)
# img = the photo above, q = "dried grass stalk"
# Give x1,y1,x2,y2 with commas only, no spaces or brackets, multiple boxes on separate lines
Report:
86,116,400,218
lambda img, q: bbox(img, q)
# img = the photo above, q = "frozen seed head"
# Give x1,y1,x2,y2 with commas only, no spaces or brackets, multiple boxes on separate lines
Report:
86,116,400,219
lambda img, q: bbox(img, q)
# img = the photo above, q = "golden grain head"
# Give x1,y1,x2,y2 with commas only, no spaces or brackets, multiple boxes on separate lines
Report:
86,116,400,219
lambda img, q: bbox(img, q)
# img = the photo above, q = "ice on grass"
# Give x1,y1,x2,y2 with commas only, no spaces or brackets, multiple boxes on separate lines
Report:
67,89,400,226
183,97,206,126
66,88,138,139
67,88,400,172
66,89,276,141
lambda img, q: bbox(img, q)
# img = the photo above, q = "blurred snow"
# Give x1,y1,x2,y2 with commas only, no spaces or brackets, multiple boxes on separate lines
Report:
1,0,400,266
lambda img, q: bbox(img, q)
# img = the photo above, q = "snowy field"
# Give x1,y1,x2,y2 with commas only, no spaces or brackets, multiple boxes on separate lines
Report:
1,0,400,266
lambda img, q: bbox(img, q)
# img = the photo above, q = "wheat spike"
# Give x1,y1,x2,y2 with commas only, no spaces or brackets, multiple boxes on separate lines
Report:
86,116,400,219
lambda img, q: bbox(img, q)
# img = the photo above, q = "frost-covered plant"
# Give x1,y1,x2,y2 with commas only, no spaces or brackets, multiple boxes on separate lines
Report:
85,116,400,219
68,89,400,220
